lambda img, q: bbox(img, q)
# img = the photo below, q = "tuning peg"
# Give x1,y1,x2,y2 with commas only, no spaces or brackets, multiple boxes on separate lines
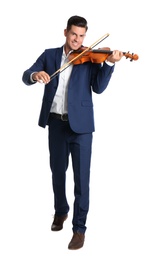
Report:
126,51,130,59
130,53,134,61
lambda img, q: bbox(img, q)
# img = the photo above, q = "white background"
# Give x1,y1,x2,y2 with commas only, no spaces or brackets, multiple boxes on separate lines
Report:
0,0,156,259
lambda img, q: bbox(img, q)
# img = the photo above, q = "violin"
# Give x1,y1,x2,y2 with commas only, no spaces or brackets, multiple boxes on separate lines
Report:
49,33,139,82
68,48,139,64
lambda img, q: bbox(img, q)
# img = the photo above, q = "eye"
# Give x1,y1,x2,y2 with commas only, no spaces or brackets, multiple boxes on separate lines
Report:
80,34,86,39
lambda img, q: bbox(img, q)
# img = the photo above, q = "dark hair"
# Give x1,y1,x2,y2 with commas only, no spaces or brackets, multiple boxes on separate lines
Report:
66,15,88,32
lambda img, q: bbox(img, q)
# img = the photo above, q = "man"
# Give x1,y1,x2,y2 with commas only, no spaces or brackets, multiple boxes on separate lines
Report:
22,15,123,250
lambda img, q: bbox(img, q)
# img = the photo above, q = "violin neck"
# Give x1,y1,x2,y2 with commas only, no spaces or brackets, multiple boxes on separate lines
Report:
92,50,126,54
74,49,127,56
75,49,114,55
92,49,113,54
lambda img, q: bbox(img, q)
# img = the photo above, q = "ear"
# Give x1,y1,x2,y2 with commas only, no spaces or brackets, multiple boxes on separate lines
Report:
64,29,67,37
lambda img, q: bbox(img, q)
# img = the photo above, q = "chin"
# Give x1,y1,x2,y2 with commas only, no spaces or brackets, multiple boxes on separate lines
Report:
71,46,81,51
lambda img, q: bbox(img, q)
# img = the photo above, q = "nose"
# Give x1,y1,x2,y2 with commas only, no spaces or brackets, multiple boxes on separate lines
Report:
74,35,80,42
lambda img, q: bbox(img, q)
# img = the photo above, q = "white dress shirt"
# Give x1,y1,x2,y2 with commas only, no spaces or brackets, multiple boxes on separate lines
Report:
50,48,73,114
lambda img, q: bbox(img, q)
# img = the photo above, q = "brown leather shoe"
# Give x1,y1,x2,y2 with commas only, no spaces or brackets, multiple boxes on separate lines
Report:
51,214,68,231
68,232,85,250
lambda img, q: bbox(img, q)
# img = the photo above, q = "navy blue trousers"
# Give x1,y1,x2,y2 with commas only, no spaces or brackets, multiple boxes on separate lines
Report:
48,117,92,233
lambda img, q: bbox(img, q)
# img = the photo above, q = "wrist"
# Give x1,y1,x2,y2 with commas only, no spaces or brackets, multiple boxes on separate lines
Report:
30,72,37,82
105,60,115,66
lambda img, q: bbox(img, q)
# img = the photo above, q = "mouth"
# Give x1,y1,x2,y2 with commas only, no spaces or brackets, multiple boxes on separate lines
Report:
71,42,80,50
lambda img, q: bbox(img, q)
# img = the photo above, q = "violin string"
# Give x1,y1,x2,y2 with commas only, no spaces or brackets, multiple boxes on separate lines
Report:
50,33,110,81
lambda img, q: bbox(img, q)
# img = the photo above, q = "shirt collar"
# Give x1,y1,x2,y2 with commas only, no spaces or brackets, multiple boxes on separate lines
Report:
63,46,73,59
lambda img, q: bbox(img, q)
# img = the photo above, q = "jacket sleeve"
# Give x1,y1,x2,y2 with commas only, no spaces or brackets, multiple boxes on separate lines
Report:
22,51,46,86
91,61,115,94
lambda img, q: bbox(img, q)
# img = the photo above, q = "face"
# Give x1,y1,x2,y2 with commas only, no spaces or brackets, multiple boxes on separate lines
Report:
64,25,86,54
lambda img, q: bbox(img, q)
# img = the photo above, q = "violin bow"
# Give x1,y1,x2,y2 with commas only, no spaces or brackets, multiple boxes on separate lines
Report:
49,33,110,81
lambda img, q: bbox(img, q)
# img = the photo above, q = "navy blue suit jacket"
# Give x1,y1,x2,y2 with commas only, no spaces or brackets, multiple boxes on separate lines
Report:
22,46,115,133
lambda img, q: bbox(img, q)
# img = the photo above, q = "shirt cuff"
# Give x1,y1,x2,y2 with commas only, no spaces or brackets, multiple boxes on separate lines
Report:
30,72,37,83
105,60,115,66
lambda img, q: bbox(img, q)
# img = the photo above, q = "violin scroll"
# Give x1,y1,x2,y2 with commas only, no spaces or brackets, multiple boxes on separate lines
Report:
124,51,139,61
